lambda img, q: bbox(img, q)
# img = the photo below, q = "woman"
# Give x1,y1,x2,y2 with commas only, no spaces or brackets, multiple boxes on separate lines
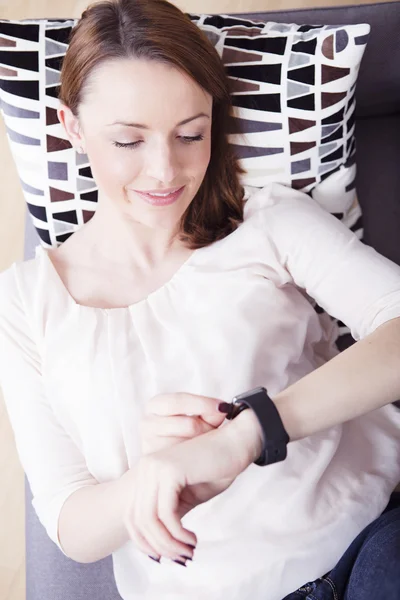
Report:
0,0,399,598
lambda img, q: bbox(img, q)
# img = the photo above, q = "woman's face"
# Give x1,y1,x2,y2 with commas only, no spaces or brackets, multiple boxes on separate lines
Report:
59,58,213,232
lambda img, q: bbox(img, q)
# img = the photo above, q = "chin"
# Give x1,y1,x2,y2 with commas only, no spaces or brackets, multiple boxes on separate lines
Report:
129,205,186,229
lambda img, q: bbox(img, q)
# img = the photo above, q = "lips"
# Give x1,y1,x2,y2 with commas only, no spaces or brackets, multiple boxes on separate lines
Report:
134,185,185,206
139,186,183,195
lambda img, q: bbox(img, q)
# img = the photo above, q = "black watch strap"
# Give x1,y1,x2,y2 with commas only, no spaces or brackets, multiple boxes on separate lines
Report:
226,387,290,466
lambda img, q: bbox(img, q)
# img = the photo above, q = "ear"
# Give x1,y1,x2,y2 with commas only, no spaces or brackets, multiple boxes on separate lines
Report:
57,104,85,152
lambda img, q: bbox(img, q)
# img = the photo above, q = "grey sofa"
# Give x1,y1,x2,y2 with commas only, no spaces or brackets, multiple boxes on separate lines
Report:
23,2,400,599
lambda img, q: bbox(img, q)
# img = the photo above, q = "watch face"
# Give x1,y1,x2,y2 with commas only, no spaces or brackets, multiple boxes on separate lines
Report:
232,386,267,404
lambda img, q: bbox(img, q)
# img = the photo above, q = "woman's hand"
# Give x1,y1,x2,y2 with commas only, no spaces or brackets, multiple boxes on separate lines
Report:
137,391,232,563
140,392,235,521
139,392,226,455
123,408,263,564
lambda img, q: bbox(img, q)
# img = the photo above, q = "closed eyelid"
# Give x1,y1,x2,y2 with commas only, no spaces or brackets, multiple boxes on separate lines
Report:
113,134,204,149
114,133,205,142
115,131,205,139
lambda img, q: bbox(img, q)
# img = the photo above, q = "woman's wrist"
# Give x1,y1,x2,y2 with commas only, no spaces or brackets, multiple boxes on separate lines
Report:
224,407,264,466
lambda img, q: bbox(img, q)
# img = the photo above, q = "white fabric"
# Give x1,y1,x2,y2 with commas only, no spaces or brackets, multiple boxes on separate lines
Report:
1,182,400,600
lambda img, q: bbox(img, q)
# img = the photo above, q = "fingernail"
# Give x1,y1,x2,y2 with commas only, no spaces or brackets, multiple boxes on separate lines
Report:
187,544,196,550
180,554,193,561
173,559,187,567
148,555,160,563
218,402,233,416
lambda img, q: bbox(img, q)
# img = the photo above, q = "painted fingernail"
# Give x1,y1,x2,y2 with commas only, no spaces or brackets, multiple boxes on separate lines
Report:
173,559,187,567
180,555,193,561
218,402,233,416
148,555,160,563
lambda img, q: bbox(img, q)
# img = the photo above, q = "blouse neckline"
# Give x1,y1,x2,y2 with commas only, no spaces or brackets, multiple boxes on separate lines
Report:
33,189,254,313
35,243,200,313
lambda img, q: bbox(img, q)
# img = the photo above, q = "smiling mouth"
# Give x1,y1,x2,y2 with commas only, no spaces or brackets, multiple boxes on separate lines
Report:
133,186,186,206
136,186,183,195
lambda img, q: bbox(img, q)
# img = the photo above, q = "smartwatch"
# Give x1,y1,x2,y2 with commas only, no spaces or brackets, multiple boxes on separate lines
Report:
225,386,290,466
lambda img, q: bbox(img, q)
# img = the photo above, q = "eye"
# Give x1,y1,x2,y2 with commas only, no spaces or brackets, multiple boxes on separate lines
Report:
113,140,142,149
180,135,204,144
112,135,204,150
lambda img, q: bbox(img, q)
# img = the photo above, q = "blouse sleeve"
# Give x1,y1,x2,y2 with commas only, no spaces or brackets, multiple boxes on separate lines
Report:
0,265,98,556
260,183,400,341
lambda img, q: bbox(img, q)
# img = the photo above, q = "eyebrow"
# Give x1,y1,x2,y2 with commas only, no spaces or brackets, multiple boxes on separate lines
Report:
107,112,210,128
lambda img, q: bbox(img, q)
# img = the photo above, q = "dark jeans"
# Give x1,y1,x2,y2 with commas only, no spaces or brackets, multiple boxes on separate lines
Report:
283,492,400,600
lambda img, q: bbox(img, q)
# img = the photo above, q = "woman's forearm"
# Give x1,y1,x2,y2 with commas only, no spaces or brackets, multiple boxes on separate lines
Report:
58,469,133,563
228,317,400,460
274,317,400,441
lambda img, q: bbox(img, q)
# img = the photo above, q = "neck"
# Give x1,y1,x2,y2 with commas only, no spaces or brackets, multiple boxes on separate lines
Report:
81,192,183,269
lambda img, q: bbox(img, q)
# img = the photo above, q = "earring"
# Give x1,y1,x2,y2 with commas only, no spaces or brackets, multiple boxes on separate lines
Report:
76,146,84,154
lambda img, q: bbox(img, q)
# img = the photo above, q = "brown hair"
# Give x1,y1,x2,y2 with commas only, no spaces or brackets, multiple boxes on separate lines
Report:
59,0,246,249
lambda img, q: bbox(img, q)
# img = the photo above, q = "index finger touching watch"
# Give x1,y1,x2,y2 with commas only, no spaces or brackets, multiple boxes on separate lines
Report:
218,387,290,466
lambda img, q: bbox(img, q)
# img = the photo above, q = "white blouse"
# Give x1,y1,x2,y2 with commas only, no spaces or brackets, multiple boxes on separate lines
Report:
1,182,400,600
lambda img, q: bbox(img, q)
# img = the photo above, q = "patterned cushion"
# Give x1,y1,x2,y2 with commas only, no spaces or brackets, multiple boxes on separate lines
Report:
0,14,370,343
192,14,368,231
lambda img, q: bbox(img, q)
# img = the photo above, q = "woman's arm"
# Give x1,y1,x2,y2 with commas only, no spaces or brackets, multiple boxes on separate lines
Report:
57,472,131,563
231,184,400,452
231,316,400,452
274,316,400,441
55,317,400,564
86,319,400,563
0,268,102,559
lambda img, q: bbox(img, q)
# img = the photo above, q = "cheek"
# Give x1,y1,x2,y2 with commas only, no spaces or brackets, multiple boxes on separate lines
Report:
87,146,140,189
88,140,211,190
187,142,211,178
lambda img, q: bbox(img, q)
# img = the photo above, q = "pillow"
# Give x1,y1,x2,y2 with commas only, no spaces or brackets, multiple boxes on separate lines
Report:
191,15,369,225
0,14,370,345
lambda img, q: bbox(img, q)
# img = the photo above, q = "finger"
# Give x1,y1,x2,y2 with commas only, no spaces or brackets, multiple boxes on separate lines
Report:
141,434,187,455
141,506,195,562
135,462,195,560
124,507,161,560
140,416,213,455
141,414,213,439
158,469,198,552
147,392,226,427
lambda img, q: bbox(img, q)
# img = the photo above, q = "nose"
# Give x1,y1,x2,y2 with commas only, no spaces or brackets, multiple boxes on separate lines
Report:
144,139,181,184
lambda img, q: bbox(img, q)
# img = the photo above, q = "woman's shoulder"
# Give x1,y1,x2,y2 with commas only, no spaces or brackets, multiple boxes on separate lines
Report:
242,182,343,249
243,182,318,218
